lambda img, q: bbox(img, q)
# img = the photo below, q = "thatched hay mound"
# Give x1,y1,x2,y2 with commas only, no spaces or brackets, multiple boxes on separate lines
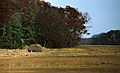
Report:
28,44,45,52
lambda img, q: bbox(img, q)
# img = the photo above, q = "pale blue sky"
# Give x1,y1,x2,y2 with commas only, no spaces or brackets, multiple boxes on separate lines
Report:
45,0,120,38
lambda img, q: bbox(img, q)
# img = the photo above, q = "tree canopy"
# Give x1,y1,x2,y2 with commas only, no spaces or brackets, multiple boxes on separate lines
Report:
0,0,89,48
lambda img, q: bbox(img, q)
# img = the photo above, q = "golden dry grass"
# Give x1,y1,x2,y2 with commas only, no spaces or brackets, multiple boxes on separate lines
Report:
0,45,120,73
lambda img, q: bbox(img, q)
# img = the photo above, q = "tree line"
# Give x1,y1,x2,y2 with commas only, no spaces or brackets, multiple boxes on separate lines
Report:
0,0,89,48
80,30,120,45
91,30,120,45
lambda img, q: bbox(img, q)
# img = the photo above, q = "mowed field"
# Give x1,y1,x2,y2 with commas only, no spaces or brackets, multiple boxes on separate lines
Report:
0,45,120,73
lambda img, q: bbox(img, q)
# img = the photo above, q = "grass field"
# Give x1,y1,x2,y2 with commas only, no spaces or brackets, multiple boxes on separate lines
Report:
0,45,120,73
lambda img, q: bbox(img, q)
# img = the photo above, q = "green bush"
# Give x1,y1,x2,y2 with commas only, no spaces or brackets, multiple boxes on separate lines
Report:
0,36,23,49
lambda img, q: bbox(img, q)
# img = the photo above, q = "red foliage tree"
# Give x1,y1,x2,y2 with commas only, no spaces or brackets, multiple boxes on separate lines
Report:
0,0,16,20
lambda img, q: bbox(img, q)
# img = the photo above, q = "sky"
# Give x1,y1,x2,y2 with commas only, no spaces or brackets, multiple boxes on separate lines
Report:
44,0,120,38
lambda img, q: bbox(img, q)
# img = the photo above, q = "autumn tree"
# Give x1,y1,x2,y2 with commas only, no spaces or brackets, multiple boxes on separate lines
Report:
61,6,90,47
35,3,64,47
35,2,90,48
0,0,16,36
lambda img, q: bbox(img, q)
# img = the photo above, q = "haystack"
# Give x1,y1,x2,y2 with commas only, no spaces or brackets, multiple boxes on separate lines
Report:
28,44,45,52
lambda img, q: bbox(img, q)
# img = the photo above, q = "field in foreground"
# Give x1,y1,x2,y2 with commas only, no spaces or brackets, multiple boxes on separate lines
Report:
0,45,120,73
